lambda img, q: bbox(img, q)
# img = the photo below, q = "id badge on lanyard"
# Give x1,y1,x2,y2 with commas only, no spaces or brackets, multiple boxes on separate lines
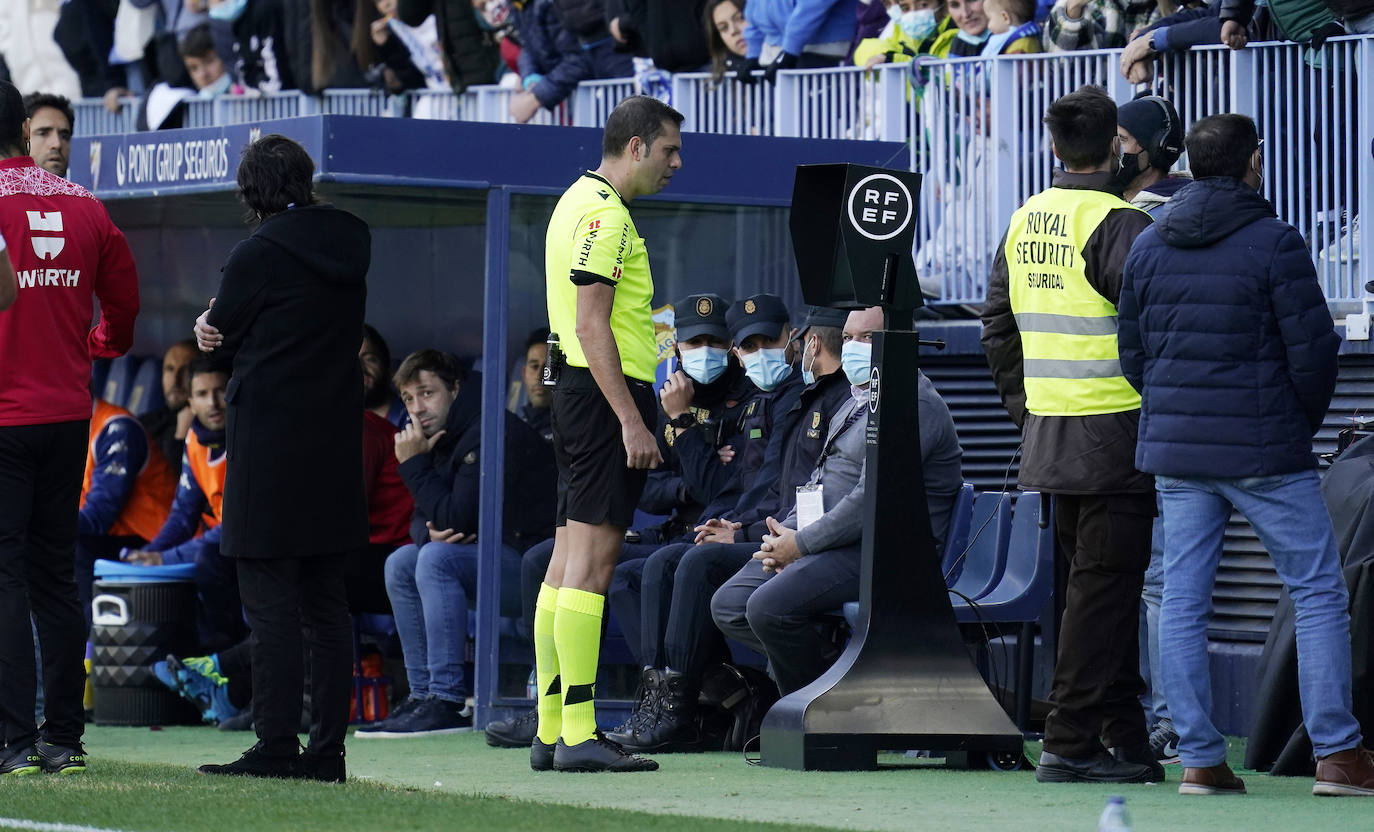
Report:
796,484,824,531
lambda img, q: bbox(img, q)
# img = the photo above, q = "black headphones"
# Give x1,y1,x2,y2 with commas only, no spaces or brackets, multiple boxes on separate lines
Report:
1141,96,1184,171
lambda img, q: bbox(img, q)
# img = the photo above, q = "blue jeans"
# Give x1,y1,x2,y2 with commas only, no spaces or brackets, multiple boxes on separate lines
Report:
1157,471,1362,767
384,541,522,703
1138,507,1169,727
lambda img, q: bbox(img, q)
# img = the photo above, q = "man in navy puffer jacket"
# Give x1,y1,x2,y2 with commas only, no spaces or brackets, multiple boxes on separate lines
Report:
1118,113,1374,797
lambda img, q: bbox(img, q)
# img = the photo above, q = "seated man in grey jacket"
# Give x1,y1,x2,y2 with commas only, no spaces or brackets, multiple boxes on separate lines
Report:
709,306,963,696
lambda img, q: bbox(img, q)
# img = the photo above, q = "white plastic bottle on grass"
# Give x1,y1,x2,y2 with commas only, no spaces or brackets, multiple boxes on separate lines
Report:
1097,795,1131,832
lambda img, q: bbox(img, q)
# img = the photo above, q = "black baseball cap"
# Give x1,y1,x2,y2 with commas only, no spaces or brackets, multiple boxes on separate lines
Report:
674,293,732,342
789,306,850,343
727,294,790,344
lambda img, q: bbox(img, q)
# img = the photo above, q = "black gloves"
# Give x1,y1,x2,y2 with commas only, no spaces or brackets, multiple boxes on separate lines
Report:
763,52,800,84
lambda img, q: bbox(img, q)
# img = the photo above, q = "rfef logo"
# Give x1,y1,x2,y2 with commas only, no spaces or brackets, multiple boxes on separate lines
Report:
26,211,65,260
846,174,913,242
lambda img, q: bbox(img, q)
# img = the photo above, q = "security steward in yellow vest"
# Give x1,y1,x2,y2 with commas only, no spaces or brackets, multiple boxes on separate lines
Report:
981,87,1159,785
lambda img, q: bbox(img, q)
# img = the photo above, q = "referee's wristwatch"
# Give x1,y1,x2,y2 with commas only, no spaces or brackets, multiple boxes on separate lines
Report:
668,412,697,430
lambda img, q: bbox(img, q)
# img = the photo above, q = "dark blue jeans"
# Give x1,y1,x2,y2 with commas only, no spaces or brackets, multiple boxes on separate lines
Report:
384,542,522,702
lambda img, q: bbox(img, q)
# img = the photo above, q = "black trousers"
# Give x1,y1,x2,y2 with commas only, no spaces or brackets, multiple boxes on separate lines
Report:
662,543,754,677
237,554,351,756
711,544,861,696
217,638,254,711
0,421,88,749
1042,493,1154,758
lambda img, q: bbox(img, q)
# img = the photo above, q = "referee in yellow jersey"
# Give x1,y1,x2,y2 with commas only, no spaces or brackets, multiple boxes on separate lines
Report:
534,96,683,773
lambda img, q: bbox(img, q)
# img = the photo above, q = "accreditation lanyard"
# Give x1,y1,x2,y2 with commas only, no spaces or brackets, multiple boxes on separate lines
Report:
796,402,865,530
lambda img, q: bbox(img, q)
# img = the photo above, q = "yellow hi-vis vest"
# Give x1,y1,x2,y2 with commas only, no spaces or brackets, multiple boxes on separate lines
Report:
1006,187,1145,417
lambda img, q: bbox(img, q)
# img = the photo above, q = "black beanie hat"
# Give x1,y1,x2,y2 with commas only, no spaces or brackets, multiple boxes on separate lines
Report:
1118,96,1184,171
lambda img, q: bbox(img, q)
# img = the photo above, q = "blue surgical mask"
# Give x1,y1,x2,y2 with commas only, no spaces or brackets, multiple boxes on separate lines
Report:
208,0,248,22
801,336,818,385
841,341,873,387
956,27,991,45
741,348,792,391
900,9,938,40
198,72,232,99
680,346,729,384
887,4,903,22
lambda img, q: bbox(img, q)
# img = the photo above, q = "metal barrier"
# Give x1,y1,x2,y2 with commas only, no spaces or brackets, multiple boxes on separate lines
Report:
72,97,137,136
672,72,775,136
914,37,1372,305
571,78,639,128
775,63,909,141
65,36,1372,304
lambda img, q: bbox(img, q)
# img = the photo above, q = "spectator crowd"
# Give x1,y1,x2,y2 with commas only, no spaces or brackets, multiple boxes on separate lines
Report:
4,0,1371,133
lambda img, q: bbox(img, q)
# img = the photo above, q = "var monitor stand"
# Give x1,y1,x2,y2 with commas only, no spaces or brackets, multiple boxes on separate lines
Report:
760,164,1024,772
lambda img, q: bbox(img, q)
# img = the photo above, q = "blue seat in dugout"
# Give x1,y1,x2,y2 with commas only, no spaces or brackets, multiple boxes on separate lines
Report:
101,354,140,409
939,484,975,580
953,492,1054,624
125,356,164,415
953,492,1056,730
837,484,990,630
947,491,1014,602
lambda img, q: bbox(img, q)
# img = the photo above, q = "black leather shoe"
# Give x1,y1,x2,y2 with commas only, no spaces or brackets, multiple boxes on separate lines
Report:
299,748,346,783
530,738,555,771
36,741,87,775
487,708,539,748
553,732,658,772
1112,743,1166,782
1036,750,1155,783
198,743,301,779
0,743,40,777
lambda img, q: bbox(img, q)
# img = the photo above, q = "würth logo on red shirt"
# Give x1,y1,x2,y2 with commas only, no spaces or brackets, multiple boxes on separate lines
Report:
27,211,65,260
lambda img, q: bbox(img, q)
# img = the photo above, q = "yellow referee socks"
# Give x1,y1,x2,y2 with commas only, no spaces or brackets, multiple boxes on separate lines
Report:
553,587,605,746
533,583,561,746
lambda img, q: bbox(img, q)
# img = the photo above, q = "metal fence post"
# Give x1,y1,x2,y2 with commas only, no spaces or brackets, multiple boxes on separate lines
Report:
475,186,511,729
1230,47,1260,122
673,75,698,133
1358,37,1374,303
774,72,800,138
571,85,592,128
989,57,1019,251
879,64,908,143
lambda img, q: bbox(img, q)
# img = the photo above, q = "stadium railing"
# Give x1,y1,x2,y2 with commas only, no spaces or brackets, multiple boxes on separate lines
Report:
67,35,1373,305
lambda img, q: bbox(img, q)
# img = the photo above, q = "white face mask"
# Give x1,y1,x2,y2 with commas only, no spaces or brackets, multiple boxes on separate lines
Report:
900,8,938,40
801,335,818,384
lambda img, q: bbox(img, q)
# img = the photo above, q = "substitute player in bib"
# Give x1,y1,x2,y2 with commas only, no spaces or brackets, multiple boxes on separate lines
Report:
537,96,683,773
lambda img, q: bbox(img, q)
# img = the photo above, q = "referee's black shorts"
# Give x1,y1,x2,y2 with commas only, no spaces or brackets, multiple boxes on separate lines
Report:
552,366,658,529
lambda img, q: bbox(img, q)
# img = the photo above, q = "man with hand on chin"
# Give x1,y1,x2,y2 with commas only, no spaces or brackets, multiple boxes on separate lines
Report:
362,349,555,739
710,306,962,697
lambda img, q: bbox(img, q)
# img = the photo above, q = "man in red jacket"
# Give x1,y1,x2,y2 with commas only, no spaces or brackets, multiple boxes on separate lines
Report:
0,80,140,777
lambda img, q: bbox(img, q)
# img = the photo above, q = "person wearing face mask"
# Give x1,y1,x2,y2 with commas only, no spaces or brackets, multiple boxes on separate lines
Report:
710,306,962,699
1117,114,1374,798
934,0,991,54
1115,92,1190,771
854,0,951,68
1116,96,1190,214
982,86,1157,785
603,294,811,754
658,293,753,517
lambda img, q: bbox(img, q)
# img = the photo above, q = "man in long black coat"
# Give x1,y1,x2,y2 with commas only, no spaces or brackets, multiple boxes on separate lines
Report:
193,134,368,783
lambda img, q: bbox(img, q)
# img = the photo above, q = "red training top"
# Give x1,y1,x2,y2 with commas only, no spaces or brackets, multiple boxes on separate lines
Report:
0,157,139,427
363,410,414,547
